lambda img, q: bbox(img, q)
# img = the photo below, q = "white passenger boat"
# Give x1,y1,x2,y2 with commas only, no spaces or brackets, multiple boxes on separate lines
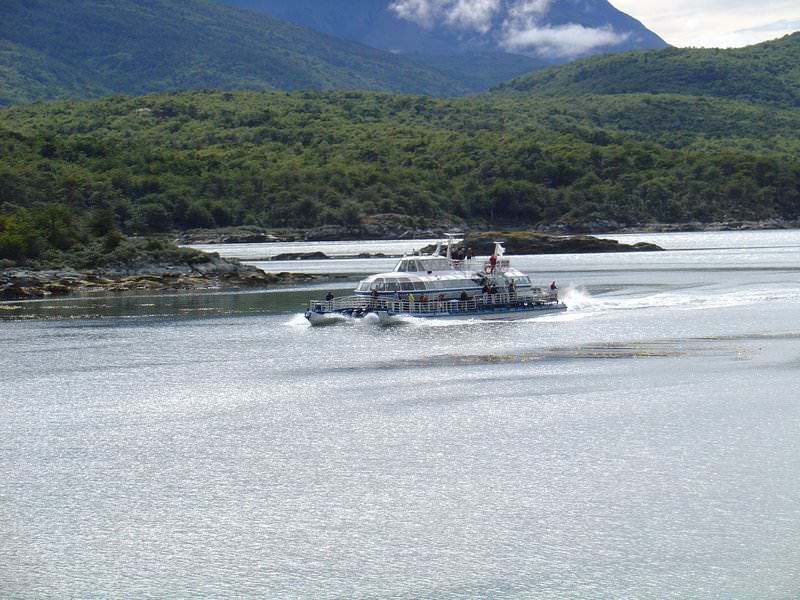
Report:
304,240,566,325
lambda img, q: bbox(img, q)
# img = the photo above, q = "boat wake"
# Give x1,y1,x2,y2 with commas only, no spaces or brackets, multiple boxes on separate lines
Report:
292,284,800,329
561,285,800,314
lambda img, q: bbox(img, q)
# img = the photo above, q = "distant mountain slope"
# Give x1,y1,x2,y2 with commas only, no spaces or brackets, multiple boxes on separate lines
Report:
494,33,800,107
223,0,666,56
0,0,469,105
0,40,110,106
220,0,668,89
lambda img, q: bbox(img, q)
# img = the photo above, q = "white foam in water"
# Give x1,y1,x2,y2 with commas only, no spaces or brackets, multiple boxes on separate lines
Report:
562,285,800,315
357,312,383,326
533,311,591,323
386,314,476,328
560,287,595,310
286,313,312,328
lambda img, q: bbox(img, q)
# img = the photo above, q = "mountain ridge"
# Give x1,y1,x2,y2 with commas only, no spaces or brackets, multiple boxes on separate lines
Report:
220,0,667,57
493,32,800,107
219,0,668,89
0,0,470,105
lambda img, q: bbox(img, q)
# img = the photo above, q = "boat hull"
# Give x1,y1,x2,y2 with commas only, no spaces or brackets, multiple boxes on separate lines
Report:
305,301,567,325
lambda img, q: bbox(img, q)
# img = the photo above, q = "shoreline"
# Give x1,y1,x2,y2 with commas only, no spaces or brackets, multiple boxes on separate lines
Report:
178,220,800,245
0,257,345,302
4,223,796,302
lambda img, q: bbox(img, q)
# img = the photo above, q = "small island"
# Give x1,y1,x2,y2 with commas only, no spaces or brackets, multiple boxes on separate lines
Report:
450,231,663,255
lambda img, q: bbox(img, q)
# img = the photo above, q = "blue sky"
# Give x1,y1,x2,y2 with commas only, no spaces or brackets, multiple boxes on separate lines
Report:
609,0,800,47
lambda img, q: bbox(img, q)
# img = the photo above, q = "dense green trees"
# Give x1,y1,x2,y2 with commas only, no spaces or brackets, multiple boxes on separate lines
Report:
1,85,799,255
497,33,800,109
0,204,82,262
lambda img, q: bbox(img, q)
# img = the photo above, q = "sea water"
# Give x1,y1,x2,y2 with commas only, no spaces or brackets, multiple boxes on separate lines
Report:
2,230,799,597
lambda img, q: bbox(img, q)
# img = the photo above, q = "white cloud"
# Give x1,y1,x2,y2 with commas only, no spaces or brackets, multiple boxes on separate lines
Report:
501,23,630,57
391,0,800,49
507,0,553,22
445,0,501,33
608,0,800,47
389,0,501,32
737,19,800,33
388,0,629,56
389,0,436,28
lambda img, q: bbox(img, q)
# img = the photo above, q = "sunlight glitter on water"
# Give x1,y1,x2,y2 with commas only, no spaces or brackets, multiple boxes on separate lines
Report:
3,230,800,598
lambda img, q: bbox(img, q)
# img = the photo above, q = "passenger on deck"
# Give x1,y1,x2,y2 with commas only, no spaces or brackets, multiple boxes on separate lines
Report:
325,291,334,301
550,281,558,290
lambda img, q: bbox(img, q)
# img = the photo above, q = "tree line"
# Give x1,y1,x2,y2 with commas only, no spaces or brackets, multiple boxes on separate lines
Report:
1,88,799,262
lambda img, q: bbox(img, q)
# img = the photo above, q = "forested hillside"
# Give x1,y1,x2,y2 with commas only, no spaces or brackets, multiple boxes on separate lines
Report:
2,87,799,257
496,33,800,108
0,0,468,106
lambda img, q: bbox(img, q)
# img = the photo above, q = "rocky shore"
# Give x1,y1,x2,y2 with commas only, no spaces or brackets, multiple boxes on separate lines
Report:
178,218,800,246
5,218,793,301
0,254,332,301
176,226,306,245
300,219,796,242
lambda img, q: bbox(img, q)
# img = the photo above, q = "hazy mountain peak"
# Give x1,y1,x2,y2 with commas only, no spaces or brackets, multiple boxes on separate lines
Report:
388,0,633,57
223,0,667,58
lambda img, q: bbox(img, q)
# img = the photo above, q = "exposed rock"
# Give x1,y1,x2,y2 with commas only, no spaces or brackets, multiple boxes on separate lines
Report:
176,227,305,245
272,251,330,261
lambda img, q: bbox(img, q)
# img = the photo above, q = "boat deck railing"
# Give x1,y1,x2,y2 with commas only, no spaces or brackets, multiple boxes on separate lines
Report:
447,258,510,274
308,290,560,317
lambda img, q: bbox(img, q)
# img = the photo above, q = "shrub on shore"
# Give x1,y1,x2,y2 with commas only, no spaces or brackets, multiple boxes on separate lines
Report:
0,202,208,270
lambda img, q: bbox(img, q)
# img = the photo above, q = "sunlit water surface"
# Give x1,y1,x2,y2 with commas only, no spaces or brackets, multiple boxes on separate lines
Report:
2,230,800,598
